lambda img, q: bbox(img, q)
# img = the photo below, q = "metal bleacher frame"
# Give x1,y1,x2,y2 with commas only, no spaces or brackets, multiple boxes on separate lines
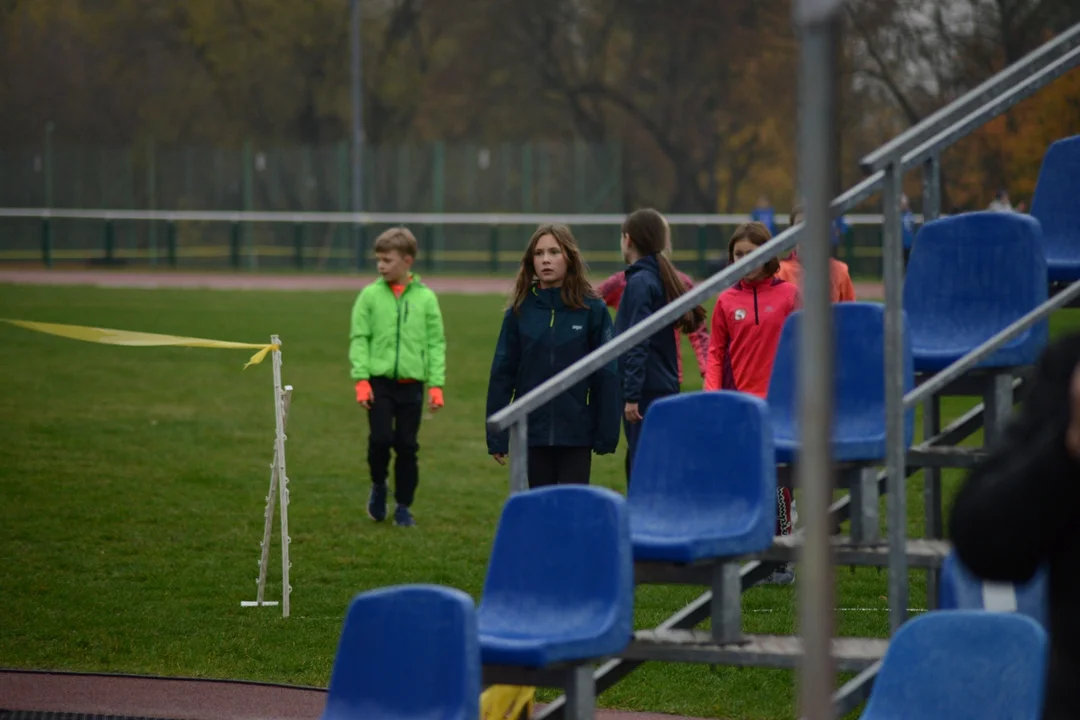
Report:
0,6,1077,720
485,15,1080,720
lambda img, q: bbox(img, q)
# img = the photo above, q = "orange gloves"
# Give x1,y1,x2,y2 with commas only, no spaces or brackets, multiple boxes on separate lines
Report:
355,381,444,411
355,380,372,406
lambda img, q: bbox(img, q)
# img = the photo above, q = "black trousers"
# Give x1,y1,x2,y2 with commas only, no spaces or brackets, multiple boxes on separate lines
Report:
527,446,592,489
623,392,672,488
367,377,424,507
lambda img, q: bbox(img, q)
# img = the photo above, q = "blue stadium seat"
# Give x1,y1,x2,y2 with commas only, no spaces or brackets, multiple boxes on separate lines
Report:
859,610,1048,720
938,550,1049,630
767,303,914,463
1032,134,1080,282
478,485,633,667
904,212,1049,372
629,391,776,563
322,584,480,720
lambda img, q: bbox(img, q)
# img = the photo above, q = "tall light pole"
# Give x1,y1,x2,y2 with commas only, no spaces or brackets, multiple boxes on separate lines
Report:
350,0,364,220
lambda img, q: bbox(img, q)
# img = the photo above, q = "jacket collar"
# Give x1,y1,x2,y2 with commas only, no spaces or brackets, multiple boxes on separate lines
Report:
624,254,661,278
376,273,420,288
736,275,781,292
531,283,565,308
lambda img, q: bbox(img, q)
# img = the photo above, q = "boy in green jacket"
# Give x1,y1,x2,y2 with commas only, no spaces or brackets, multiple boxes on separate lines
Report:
349,227,447,527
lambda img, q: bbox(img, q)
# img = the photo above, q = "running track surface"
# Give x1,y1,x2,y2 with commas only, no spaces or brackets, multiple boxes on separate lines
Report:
0,268,885,299
0,670,718,720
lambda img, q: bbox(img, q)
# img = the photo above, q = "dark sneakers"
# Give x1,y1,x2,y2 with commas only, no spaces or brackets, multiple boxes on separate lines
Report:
367,484,388,522
393,504,415,528
368,484,414,527
763,564,796,585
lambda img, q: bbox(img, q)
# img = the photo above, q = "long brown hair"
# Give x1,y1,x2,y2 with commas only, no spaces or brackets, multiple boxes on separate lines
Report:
622,209,706,334
728,221,780,277
509,224,594,313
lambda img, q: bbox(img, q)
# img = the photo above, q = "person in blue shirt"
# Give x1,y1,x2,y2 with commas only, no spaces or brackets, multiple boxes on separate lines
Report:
751,195,778,236
615,208,707,485
486,224,621,488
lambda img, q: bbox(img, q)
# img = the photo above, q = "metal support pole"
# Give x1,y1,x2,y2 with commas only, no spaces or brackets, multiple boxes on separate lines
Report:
697,225,708,278
293,223,304,270
41,219,52,268
44,121,54,210
710,563,742,644
563,665,596,720
883,159,908,634
242,140,255,271
166,221,178,267
104,220,116,262
253,385,293,606
983,372,1015,447
270,335,291,618
509,418,529,494
351,0,364,217
794,2,842,717
923,393,942,609
147,137,158,266
848,467,880,545
921,155,941,222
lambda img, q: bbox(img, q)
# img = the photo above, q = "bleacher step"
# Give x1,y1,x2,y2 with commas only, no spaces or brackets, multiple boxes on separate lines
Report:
760,536,950,569
624,630,887,671
907,446,988,468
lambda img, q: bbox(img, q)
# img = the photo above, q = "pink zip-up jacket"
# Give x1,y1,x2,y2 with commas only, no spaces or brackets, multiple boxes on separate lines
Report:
596,268,710,383
704,276,801,399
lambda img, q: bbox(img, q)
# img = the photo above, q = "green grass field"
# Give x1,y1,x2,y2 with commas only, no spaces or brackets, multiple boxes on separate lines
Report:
0,283,1074,719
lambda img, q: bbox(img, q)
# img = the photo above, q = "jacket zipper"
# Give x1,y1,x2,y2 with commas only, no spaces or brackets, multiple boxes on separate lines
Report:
549,307,556,445
393,283,410,380
753,286,760,325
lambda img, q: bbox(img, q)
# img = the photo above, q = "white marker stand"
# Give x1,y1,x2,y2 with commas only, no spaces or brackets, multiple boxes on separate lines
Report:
241,335,292,617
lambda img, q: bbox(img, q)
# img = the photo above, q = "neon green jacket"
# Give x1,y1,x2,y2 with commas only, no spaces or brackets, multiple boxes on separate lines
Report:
349,275,446,386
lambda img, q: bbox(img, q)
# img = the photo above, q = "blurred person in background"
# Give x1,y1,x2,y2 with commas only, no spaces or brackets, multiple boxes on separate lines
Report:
951,333,1080,720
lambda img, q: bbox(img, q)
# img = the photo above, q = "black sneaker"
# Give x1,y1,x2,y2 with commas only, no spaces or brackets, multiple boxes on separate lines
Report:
764,563,796,585
367,484,388,522
393,504,415,528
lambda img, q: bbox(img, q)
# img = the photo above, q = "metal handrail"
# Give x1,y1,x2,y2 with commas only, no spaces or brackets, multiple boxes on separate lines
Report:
875,30,1080,633
860,22,1080,173
902,44,1080,170
488,25,1080,435
490,50,1080,433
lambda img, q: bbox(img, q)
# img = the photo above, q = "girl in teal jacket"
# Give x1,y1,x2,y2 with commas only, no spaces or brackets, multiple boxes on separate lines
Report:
486,224,621,489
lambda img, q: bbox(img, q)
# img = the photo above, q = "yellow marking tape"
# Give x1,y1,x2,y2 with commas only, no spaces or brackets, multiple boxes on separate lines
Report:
1,319,278,368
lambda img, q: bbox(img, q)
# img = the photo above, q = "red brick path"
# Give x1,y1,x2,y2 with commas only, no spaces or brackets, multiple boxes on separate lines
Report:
0,670,714,720
0,268,884,299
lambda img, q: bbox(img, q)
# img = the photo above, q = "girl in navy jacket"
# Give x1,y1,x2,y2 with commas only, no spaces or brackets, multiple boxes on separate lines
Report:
486,224,621,488
615,209,706,484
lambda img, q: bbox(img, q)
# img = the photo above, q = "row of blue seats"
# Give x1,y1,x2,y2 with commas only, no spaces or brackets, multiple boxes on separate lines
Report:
714,136,1080,467
318,481,1050,719
771,200,1060,464
1026,134,1080,283
318,134,1078,720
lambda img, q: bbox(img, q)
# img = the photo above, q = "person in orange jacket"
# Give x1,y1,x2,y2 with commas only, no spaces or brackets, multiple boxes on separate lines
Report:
777,206,857,303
